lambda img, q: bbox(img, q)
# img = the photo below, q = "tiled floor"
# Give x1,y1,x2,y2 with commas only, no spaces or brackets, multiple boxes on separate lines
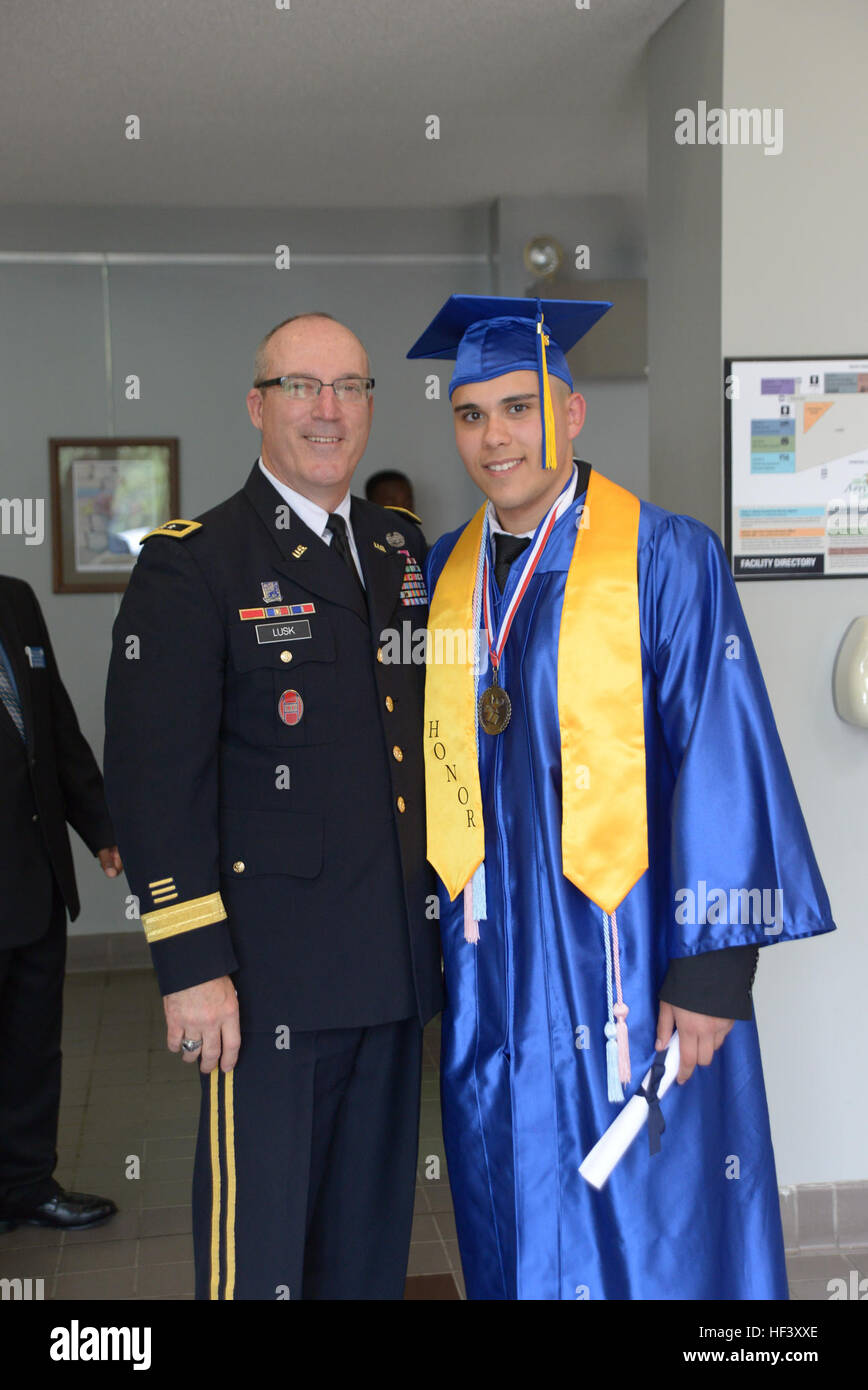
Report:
0,968,464,1300
1,967,864,1301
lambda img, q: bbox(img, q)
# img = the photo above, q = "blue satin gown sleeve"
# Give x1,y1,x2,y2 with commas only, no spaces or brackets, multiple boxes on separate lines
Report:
644,514,835,958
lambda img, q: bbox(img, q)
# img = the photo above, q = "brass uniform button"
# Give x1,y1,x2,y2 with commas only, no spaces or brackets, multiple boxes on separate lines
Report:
384,696,394,713
392,745,403,762
233,861,246,874
280,650,293,663
396,796,406,814
376,646,384,663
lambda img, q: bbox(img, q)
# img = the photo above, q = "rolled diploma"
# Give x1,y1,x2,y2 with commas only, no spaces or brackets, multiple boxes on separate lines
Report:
578,1032,681,1190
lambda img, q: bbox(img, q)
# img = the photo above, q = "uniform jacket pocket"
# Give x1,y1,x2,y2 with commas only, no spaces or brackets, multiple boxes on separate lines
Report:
227,619,338,747
219,809,323,879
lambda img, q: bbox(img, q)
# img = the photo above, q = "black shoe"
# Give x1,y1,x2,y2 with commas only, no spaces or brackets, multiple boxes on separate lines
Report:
14,1190,118,1230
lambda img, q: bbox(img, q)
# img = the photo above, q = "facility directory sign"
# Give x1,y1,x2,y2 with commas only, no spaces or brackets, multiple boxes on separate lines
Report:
725,355,868,579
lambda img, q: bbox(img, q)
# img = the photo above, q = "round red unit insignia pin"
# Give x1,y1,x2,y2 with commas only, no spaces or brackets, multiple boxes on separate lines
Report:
278,689,304,726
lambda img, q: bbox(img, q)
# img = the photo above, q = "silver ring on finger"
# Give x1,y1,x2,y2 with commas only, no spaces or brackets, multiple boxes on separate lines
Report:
181,1037,203,1053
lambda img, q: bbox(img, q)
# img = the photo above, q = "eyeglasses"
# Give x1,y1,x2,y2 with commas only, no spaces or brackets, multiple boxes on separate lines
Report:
254,375,375,402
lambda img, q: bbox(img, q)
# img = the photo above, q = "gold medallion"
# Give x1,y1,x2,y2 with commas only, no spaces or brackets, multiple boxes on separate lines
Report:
478,682,512,735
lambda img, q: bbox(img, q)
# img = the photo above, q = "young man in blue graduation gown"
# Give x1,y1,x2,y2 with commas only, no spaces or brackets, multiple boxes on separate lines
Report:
406,295,836,1301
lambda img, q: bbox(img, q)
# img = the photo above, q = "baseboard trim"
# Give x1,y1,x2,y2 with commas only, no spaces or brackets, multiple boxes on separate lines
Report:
780,1182,867,1252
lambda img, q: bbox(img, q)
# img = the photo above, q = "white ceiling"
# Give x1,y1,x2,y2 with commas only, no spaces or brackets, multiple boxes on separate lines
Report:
0,0,684,208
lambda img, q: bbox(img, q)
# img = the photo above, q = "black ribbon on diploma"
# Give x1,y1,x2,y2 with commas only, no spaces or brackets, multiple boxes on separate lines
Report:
640,1049,669,1156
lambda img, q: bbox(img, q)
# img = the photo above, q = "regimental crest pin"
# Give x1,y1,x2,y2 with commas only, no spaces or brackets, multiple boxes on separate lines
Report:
292,544,307,559
261,580,282,603
373,541,387,552
385,530,405,548
278,689,304,726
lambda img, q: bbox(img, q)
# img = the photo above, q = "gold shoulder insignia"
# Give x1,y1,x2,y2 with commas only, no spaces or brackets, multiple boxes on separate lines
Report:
384,504,422,526
142,519,203,542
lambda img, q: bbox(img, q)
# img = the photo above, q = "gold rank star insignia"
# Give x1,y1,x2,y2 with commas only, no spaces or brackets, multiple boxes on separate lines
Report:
292,544,307,559
142,518,202,542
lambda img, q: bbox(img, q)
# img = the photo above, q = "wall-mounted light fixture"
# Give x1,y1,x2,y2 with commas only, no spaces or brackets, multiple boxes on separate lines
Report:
523,235,564,280
833,617,868,728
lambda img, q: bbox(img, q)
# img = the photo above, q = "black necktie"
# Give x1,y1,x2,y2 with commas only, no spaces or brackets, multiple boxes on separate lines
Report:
326,513,364,593
493,533,531,593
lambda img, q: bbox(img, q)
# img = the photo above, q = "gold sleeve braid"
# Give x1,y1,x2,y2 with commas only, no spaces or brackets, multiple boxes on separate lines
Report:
142,892,227,943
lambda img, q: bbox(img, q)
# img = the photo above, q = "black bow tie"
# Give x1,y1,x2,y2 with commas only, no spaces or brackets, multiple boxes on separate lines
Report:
493,532,531,593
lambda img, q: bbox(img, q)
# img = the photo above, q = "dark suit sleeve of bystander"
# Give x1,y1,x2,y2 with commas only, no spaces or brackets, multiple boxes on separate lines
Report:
23,582,115,854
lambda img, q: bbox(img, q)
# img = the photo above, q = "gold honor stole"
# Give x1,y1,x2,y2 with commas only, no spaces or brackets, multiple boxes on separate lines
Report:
424,469,648,914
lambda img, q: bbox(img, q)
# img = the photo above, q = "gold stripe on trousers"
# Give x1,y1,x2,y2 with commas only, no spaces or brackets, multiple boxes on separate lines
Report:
208,1068,237,1300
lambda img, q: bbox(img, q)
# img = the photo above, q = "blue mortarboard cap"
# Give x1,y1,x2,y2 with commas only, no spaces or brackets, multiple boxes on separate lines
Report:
406,294,612,469
406,294,612,395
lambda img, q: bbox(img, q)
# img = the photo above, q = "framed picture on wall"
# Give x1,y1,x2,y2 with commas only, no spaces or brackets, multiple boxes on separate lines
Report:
50,438,179,594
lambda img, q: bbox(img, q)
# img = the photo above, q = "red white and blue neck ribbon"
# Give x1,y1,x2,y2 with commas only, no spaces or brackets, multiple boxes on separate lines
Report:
464,472,577,943
481,482,577,679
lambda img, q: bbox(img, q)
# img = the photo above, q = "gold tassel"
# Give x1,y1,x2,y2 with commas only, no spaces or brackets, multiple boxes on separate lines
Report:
537,320,558,470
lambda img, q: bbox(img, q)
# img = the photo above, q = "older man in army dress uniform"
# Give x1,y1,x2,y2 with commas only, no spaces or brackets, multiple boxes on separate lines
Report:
104,312,441,1300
